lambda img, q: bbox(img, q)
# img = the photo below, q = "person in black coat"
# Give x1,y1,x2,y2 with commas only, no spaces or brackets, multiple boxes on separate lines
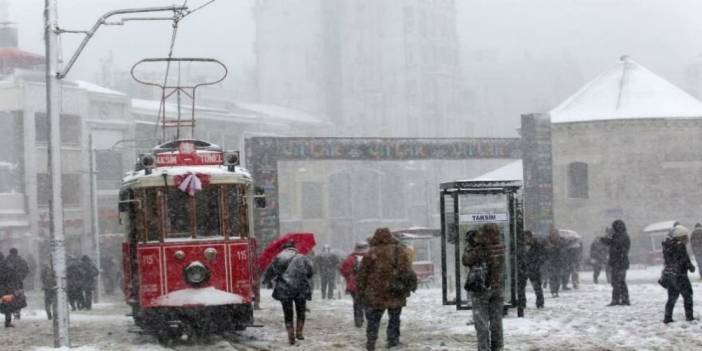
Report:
41,263,57,320
264,241,314,345
66,257,84,311
4,248,29,290
517,230,546,315
662,225,695,323
590,234,611,284
79,256,99,310
600,220,631,306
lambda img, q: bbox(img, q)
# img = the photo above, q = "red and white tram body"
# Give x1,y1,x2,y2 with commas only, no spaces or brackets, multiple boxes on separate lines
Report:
119,139,257,339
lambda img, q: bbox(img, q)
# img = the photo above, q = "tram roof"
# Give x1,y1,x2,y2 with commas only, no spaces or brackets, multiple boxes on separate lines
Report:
122,165,252,188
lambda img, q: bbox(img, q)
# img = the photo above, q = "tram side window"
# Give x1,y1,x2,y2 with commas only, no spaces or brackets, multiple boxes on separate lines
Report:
196,186,221,237
226,185,246,237
144,189,161,242
168,188,193,238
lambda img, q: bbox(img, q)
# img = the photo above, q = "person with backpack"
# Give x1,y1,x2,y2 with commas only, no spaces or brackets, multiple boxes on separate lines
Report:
340,241,369,327
357,228,416,351
462,224,506,351
263,240,314,345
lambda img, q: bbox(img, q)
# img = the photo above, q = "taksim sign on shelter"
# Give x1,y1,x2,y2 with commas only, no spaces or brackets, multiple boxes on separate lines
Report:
460,213,509,223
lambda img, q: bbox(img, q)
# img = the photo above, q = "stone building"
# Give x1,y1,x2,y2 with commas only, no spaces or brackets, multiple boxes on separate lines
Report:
546,56,702,261
254,0,469,138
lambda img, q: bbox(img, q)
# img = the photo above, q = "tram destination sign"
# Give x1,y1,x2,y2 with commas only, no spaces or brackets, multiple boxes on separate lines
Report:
156,151,224,167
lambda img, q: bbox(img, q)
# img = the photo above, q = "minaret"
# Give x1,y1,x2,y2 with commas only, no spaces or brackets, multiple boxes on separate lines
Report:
0,0,17,48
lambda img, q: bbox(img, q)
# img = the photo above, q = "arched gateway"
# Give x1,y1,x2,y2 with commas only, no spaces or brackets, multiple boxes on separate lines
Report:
245,137,522,245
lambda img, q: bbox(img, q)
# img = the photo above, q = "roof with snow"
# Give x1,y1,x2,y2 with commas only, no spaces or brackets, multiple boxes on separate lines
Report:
74,80,126,97
549,56,702,123
473,160,523,182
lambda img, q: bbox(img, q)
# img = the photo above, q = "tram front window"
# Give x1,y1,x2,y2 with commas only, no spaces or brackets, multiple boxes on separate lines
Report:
168,188,193,238
226,185,248,238
196,187,221,237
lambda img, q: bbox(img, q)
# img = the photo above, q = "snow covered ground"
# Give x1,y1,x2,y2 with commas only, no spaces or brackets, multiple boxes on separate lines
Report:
2,265,702,350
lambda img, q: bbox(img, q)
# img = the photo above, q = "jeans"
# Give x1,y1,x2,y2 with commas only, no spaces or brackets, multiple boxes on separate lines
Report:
471,288,504,351
610,268,629,304
665,275,693,320
83,289,94,310
281,298,307,325
351,292,366,327
44,289,56,319
517,271,544,309
593,264,611,284
365,307,402,349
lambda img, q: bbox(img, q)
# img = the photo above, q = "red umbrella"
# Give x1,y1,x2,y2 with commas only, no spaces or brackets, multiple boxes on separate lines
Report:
257,232,317,273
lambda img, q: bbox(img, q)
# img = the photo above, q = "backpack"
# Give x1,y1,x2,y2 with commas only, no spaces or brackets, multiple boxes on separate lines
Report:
387,245,418,298
464,261,489,292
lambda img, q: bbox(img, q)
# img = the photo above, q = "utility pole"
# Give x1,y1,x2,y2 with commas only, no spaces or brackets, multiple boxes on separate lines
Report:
43,2,188,347
89,134,102,303
44,0,70,347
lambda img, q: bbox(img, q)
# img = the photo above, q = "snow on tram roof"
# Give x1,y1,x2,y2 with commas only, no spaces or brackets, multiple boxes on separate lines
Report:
122,165,252,187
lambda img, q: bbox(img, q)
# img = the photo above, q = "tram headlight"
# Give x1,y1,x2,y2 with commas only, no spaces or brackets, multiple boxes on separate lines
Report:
183,261,210,286
204,247,218,261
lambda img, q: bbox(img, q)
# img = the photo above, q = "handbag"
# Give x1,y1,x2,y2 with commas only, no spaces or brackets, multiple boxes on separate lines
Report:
464,248,489,292
658,269,676,290
388,245,418,298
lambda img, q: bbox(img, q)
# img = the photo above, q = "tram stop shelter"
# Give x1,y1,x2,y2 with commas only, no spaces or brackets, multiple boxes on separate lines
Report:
439,180,522,311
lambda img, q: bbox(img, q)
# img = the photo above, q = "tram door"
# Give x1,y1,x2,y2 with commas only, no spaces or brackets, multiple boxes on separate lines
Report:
440,181,521,310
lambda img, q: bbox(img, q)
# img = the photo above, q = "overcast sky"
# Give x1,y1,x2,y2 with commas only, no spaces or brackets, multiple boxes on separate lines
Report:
6,0,256,81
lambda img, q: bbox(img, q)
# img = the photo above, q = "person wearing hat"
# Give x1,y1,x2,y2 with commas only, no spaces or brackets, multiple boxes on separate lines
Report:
265,240,314,345
340,241,370,327
661,224,695,323
690,223,702,279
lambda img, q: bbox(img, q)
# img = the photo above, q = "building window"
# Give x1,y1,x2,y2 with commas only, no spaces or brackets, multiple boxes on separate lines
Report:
35,113,81,145
329,172,352,218
38,173,82,207
95,150,123,190
567,162,589,199
301,182,323,219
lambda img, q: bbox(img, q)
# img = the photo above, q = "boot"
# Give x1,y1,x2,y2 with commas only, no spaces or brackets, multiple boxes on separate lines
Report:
685,303,694,321
295,320,305,340
286,323,296,345
46,310,52,320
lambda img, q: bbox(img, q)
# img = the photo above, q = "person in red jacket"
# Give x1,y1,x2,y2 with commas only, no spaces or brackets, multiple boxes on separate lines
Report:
340,241,369,328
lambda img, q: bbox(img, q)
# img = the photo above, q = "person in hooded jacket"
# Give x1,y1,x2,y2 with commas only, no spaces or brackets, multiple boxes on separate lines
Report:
66,257,84,311
661,224,695,323
517,230,545,314
0,252,17,327
264,241,314,345
463,223,506,351
340,241,369,327
690,223,702,279
357,228,414,351
600,220,631,306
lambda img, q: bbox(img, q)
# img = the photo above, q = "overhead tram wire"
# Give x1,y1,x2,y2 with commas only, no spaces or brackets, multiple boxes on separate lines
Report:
153,0,218,142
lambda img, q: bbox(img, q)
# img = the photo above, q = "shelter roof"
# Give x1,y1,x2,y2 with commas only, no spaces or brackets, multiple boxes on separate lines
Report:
473,160,523,182
550,56,702,123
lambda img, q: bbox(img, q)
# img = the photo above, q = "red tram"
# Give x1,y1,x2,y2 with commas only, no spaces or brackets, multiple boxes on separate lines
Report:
118,139,261,341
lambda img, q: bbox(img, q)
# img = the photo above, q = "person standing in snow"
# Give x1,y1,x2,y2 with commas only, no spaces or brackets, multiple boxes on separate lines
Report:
600,220,631,306
463,223,506,351
340,241,369,327
40,263,57,320
79,255,99,310
690,223,702,279
661,224,695,323
590,234,611,284
264,241,314,345
66,256,84,310
357,228,415,351
517,230,546,314
545,228,564,297
314,245,340,299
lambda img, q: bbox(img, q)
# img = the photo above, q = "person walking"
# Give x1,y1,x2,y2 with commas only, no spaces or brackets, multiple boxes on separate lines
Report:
0,249,27,327
590,235,611,284
601,220,631,306
264,241,314,345
545,228,563,297
4,248,29,320
40,263,57,320
315,245,340,299
517,230,545,315
463,223,506,351
340,241,369,327
690,223,702,279
357,228,415,351
661,224,695,323
79,255,99,310
66,256,84,311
